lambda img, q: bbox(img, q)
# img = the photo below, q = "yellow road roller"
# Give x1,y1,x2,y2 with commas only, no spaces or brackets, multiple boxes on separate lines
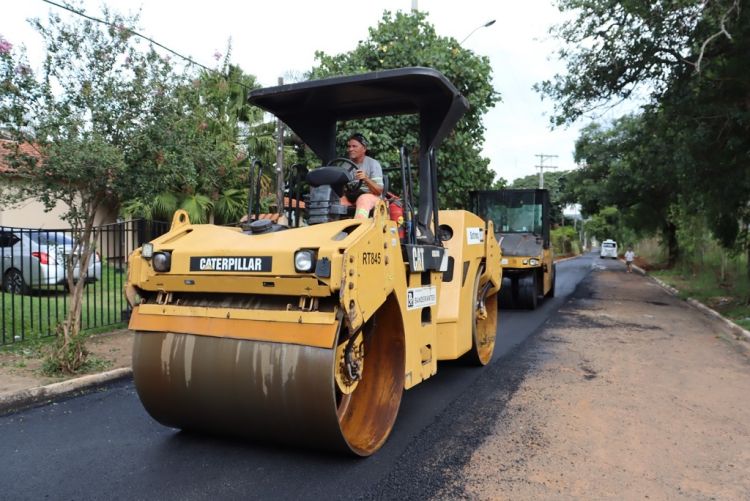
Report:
125,67,501,456
471,189,555,309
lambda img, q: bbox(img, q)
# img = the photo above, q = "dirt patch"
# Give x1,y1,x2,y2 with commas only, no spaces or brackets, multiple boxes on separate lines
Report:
459,268,750,499
0,330,132,396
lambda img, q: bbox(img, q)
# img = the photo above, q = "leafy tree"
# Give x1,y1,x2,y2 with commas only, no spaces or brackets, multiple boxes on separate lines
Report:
122,59,275,225
310,10,500,208
551,225,580,255
510,170,571,224
539,0,749,274
584,206,622,244
564,115,684,264
0,8,191,372
664,6,750,264
538,0,742,126
490,176,508,190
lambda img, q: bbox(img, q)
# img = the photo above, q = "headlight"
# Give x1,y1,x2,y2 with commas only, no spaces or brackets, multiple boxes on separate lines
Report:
152,251,172,272
529,258,540,266
294,249,316,272
142,243,154,259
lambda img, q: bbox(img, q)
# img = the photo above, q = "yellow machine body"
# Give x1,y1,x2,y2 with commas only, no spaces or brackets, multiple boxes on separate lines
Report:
127,204,499,455
499,247,555,294
471,188,556,309
127,66,502,456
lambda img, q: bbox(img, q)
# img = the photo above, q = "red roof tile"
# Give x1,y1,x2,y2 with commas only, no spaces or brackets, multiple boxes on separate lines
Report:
0,140,42,173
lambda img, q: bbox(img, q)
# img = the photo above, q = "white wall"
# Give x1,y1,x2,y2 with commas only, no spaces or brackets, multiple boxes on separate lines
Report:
0,197,69,229
0,179,117,229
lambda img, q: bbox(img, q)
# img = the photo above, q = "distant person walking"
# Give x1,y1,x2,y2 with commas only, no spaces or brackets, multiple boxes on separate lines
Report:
625,247,635,273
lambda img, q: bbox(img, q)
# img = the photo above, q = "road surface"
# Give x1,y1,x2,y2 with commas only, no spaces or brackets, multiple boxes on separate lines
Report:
2,254,596,500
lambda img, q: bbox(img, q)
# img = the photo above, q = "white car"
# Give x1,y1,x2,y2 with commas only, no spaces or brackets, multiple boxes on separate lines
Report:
600,239,618,259
1,229,101,294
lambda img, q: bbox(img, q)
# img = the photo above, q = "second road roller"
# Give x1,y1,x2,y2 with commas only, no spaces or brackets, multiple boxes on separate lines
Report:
125,67,502,456
471,188,556,309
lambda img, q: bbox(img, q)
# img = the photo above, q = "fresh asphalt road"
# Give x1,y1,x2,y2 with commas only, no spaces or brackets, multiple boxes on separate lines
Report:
1,253,605,500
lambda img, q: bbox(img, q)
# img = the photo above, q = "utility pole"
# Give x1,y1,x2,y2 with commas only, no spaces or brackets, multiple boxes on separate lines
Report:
411,0,418,11
275,76,286,224
535,154,558,189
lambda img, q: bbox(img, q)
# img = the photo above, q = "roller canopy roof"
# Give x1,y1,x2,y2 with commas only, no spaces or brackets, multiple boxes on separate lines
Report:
248,67,469,162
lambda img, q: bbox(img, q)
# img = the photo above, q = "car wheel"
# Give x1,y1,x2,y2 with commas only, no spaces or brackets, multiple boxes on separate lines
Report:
3,269,30,295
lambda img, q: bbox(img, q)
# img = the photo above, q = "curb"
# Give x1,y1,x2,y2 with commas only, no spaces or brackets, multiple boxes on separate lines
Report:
0,366,132,416
554,254,583,263
639,264,750,343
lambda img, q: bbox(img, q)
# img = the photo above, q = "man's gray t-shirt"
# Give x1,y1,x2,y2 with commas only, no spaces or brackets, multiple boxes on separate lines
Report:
356,156,383,193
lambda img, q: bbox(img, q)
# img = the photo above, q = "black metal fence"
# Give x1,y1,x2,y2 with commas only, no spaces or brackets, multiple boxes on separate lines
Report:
1,219,169,345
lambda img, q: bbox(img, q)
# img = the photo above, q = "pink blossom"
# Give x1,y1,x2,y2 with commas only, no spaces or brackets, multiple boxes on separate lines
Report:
0,36,12,55
213,51,222,61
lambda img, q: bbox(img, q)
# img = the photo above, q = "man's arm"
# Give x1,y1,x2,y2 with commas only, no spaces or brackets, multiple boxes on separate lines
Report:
360,174,383,196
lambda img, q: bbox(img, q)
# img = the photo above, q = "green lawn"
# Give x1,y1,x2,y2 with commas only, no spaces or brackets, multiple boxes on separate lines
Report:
1,263,129,345
652,259,750,331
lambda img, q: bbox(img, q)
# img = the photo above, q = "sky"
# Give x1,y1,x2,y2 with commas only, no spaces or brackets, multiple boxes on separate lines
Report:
1,0,587,183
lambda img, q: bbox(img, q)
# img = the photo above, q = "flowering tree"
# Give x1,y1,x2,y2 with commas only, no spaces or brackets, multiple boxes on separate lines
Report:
0,9,189,372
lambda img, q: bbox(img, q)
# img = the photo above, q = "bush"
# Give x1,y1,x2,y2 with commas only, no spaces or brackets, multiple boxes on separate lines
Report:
552,226,581,256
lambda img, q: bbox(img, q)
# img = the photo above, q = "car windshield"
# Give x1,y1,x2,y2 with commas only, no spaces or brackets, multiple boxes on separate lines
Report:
603,243,615,248
28,232,75,246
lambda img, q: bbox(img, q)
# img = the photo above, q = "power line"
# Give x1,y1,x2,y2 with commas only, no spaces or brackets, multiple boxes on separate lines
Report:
41,0,252,90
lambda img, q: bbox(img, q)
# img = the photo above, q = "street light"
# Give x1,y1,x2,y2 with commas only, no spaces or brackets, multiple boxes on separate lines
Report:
460,19,496,44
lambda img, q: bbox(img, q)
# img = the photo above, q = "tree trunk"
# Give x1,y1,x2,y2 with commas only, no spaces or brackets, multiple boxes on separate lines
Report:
56,281,87,373
665,221,679,268
53,201,99,373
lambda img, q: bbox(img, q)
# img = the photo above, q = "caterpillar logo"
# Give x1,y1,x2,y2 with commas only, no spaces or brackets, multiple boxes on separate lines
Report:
190,256,272,272
412,247,425,272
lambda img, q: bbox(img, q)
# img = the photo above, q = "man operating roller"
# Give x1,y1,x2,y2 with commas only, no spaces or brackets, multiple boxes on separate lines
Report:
340,133,384,219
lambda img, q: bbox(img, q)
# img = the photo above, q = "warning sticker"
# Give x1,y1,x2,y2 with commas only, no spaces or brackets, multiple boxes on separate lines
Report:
467,227,484,245
406,286,437,310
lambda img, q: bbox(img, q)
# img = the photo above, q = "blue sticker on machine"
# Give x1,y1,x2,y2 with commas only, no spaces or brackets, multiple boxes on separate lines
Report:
189,256,272,272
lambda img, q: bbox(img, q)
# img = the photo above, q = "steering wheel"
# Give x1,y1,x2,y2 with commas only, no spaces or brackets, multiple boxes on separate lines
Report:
328,157,362,193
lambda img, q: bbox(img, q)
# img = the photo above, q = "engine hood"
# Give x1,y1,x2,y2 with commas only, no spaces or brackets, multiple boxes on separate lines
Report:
497,232,543,257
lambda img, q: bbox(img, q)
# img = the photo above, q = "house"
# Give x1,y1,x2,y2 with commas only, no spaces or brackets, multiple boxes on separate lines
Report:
0,139,117,229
